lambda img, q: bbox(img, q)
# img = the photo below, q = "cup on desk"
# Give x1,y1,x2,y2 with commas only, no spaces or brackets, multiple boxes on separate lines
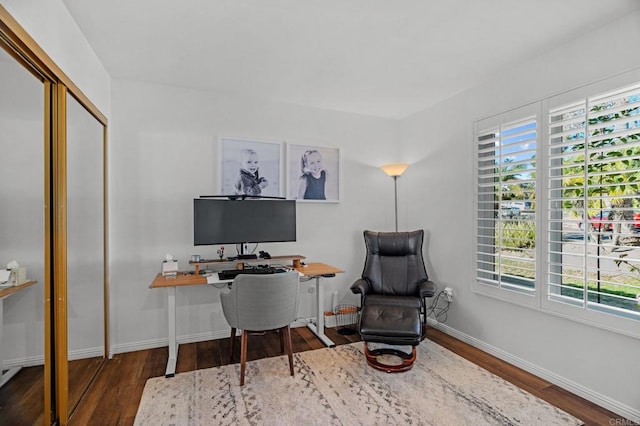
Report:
191,255,201,262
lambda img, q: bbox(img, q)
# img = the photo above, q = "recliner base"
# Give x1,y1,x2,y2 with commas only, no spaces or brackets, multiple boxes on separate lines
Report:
364,342,416,373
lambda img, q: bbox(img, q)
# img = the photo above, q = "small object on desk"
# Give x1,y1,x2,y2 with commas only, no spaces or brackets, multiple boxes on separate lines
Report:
162,254,179,277
217,246,225,260
237,254,258,260
191,254,201,262
259,250,271,259
6,261,26,286
218,267,278,280
0,269,10,284
14,267,27,285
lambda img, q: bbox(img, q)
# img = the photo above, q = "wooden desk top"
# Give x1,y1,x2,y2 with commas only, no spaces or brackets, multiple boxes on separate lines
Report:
150,272,206,288
150,262,343,289
0,280,37,299
293,263,344,276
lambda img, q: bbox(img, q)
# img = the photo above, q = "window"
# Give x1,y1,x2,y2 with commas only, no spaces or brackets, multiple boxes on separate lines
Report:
475,77,640,334
476,108,537,295
548,83,640,321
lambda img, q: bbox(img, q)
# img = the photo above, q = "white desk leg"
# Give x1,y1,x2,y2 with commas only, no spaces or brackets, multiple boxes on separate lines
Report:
165,286,178,377
0,298,23,388
306,276,335,347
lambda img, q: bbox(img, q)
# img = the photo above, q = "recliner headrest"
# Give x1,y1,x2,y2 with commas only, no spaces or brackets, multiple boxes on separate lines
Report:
364,230,423,256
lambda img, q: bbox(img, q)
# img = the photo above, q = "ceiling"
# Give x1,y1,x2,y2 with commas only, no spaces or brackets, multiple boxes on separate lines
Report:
61,0,639,119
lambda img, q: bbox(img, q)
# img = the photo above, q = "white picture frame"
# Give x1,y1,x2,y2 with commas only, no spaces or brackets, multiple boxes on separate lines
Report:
218,137,284,198
286,143,340,202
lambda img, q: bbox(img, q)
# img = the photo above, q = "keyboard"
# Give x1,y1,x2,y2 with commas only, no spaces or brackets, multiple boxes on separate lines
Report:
218,267,284,280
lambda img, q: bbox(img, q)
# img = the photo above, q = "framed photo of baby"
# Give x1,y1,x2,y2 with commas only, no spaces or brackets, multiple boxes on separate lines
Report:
286,143,340,202
218,137,283,198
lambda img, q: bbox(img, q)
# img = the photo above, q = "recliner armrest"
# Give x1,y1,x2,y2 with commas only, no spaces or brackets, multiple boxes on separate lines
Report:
418,279,437,298
350,278,371,295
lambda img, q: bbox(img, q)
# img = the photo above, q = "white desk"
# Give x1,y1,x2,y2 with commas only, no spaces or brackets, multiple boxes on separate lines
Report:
0,280,37,388
150,261,343,377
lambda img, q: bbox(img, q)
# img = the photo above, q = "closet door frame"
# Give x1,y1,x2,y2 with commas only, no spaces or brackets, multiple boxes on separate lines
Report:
0,6,109,425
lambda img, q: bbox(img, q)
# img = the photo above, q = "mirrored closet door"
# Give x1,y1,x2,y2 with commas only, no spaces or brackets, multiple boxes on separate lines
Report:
1,6,109,424
0,40,47,423
65,92,106,417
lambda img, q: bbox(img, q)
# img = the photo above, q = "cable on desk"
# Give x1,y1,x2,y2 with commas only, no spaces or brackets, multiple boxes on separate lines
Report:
208,282,228,289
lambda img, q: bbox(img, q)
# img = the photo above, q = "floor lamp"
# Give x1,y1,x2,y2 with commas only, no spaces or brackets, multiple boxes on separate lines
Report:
380,163,409,232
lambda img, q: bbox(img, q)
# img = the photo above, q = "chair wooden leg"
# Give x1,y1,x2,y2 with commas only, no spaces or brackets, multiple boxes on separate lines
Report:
283,325,294,377
240,330,248,386
229,328,236,362
279,328,285,353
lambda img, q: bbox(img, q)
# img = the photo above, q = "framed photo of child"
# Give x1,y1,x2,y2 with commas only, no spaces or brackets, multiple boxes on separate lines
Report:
218,137,284,198
286,143,340,202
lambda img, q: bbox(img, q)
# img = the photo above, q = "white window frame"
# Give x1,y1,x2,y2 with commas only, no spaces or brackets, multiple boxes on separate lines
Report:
473,68,640,340
540,71,640,340
473,102,541,308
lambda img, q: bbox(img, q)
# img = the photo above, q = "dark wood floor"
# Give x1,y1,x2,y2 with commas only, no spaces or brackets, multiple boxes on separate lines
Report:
0,357,103,426
1,327,634,425
0,364,45,426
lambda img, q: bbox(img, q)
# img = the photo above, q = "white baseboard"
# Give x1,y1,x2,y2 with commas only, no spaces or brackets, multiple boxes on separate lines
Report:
292,315,339,329
5,347,116,368
68,346,105,361
111,329,230,356
3,354,44,369
427,319,640,423
110,320,323,357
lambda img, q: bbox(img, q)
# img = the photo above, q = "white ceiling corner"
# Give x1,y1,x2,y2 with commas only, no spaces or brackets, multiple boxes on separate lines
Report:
60,0,640,119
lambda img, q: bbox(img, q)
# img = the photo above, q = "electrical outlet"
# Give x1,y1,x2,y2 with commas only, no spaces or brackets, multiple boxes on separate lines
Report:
444,287,454,302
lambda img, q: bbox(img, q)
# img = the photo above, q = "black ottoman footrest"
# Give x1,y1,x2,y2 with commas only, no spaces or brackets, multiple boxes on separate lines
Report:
358,304,422,372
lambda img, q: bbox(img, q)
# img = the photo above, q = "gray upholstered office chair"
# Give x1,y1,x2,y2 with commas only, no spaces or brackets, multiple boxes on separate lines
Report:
220,271,300,385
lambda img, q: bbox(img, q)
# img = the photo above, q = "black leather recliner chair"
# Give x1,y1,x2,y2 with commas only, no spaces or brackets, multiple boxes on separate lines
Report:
350,230,436,372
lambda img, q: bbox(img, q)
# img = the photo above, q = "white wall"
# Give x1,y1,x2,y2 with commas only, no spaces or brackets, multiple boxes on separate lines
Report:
400,10,640,421
109,79,400,352
1,0,111,118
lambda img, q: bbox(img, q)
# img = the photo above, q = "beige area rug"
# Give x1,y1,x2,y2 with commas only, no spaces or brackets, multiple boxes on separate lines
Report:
134,341,583,425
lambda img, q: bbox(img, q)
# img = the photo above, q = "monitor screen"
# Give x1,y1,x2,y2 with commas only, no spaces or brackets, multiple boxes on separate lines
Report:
193,198,296,246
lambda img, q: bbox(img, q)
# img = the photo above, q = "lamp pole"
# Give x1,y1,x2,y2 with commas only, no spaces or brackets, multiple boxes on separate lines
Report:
393,175,399,232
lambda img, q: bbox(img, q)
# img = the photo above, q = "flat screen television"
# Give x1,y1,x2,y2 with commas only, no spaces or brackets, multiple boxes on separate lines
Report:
193,198,296,248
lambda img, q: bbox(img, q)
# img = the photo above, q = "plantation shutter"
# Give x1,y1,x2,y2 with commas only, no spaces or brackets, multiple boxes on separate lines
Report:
548,83,640,318
476,116,537,292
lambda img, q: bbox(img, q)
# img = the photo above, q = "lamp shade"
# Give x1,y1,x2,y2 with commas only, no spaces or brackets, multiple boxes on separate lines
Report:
380,163,409,177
